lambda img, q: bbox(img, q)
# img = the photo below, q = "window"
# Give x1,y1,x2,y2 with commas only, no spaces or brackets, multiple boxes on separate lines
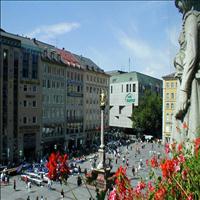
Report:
166,113,170,121
171,82,174,88
166,82,170,88
47,80,50,88
32,116,37,123
33,100,37,107
132,84,136,92
32,54,38,79
121,85,123,92
42,80,45,88
33,86,37,92
24,85,27,91
23,117,27,124
23,100,27,107
126,84,129,92
111,86,113,93
166,103,169,109
166,125,170,132
166,93,169,100
171,103,174,109
22,52,29,78
171,93,174,99
129,84,131,92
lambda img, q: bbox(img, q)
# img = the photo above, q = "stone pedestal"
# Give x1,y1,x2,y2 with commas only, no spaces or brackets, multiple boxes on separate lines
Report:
93,168,111,191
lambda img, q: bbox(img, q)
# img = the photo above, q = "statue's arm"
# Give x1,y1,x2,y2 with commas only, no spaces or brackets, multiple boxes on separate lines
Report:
175,13,198,119
180,13,198,93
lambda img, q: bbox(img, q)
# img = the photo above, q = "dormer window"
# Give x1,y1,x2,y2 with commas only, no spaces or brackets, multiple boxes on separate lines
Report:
44,49,47,57
57,54,61,61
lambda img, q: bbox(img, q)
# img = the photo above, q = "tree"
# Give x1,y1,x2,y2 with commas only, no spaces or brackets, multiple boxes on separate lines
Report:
131,90,162,138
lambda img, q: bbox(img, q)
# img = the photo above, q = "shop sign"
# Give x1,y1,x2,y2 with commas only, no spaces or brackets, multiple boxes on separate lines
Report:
125,93,135,103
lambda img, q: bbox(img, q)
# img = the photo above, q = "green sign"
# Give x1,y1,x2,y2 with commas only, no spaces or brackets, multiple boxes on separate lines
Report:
125,93,135,103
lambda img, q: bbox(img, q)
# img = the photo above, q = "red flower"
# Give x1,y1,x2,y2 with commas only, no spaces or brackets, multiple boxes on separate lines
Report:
114,166,133,200
46,152,69,180
187,194,193,200
181,170,187,180
154,187,166,200
148,181,155,192
178,154,185,163
178,143,183,152
150,156,159,168
194,137,200,156
160,159,175,178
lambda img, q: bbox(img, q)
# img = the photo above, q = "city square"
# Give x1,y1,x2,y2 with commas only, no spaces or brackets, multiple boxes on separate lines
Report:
1,0,200,200
1,142,163,200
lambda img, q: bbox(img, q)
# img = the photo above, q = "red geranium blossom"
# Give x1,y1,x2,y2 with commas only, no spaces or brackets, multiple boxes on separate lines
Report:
150,156,159,168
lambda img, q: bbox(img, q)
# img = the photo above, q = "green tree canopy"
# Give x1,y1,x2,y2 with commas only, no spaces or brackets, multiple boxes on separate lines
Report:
132,90,162,138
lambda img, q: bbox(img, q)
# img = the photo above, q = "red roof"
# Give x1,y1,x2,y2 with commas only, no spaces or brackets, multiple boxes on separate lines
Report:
56,48,80,67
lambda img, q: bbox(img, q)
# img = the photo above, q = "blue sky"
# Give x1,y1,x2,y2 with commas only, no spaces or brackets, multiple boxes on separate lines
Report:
1,1,182,79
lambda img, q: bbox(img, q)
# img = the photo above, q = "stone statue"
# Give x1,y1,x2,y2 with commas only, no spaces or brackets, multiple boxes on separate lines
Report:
171,0,200,143
100,90,106,109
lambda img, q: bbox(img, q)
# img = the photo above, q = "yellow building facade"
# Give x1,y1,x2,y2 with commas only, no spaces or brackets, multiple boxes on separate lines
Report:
162,73,177,143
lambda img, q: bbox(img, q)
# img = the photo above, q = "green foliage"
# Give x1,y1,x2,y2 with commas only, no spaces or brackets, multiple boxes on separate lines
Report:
131,90,162,137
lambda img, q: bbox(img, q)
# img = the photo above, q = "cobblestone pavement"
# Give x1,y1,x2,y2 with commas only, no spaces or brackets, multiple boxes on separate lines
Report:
1,142,164,200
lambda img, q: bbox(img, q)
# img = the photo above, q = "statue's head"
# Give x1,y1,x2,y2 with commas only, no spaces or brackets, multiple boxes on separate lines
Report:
175,0,192,14
175,0,200,13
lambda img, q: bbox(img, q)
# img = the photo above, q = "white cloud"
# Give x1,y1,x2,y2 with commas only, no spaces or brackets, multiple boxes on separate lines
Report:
27,22,80,42
118,31,171,78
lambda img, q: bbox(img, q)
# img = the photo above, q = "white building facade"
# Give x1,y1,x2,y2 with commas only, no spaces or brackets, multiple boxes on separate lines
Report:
109,71,162,129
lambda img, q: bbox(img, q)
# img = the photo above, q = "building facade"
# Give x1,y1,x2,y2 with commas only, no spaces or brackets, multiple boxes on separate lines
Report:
0,29,109,163
0,30,42,163
74,55,110,146
108,70,162,130
162,73,177,143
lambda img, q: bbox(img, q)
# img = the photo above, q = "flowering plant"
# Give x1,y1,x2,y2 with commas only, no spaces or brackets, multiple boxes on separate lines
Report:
109,137,200,200
46,152,70,180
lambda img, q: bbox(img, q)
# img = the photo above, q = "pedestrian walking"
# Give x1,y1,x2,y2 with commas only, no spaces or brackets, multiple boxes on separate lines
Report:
78,165,81,173
40,196,44,200
59,176,62,185
4,176,8,185
84,168,87,175
132,166,135,176
61,189,64,198
27,181,31,191
77,175,82,186
27,196,30,200
25,175,28,185
126,159,129,167
47,178,51,189
122,156,125,163
13,179,16,191
36,196,39,200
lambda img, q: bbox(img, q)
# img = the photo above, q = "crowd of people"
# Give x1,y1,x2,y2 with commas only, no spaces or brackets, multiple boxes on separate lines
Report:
1,137,163,200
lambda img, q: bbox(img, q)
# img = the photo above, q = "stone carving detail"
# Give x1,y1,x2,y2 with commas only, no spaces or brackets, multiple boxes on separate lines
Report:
171,0,200,143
